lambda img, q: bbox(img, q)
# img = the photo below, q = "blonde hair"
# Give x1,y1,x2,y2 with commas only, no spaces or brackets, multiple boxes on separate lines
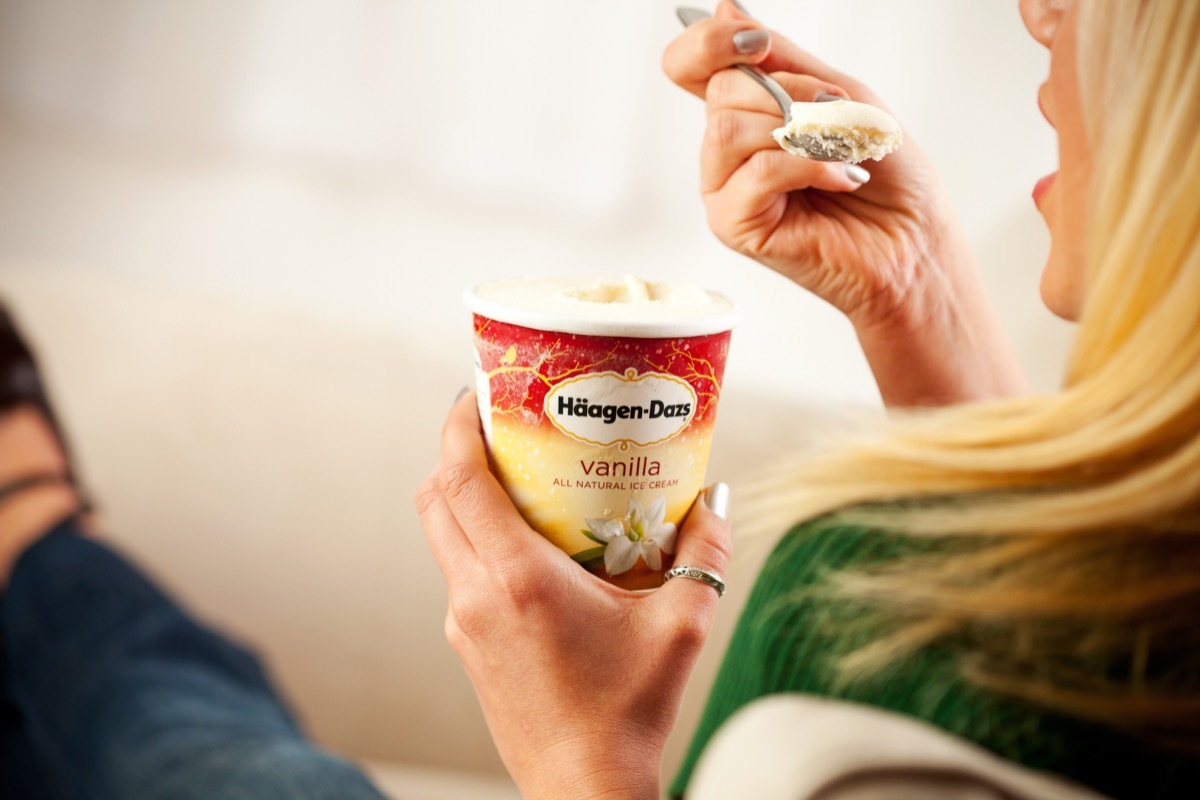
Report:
745,0,1200,745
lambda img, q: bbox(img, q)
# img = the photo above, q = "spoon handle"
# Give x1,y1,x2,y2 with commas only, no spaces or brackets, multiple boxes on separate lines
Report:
675,7,792,122
731,64,794,123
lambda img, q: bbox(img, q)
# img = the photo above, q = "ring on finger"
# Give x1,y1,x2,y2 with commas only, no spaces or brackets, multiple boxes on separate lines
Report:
664,565,726,598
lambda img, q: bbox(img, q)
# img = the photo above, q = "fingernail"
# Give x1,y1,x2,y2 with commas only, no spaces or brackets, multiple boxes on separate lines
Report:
703,482,730,520
454,386,469,405
815,92,844,102
730,0,753,16
732,29,769,55
844,164,871,185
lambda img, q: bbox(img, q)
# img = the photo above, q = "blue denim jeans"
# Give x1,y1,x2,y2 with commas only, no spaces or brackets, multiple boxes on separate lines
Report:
0,520,388,800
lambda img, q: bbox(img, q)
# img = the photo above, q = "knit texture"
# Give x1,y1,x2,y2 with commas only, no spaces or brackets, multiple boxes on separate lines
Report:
670,516,1200,799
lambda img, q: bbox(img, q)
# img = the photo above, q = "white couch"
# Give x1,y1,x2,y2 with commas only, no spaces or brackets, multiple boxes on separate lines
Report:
1,267,827,797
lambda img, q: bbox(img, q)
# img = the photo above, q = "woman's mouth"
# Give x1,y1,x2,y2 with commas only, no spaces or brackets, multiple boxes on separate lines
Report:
1033,172,1057,209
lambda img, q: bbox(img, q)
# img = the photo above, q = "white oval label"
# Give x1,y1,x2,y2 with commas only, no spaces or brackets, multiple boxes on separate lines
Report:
545,369,697,448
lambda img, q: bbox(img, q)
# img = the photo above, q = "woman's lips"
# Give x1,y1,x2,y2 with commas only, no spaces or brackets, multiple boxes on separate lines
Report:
1033,172,1057,208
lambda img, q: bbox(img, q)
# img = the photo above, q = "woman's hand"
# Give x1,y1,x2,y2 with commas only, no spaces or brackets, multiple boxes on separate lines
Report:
664,2,1029,406
415,392,732,800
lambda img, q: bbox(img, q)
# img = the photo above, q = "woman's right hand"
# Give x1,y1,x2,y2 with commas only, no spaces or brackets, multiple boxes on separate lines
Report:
664,2,954,327
664,2,1029,406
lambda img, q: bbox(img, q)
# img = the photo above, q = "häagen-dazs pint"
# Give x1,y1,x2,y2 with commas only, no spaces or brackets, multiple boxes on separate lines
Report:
465,276,739,590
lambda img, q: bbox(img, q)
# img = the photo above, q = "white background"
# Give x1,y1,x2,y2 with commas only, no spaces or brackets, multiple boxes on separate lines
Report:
0,0,1073,403
0,0,1075,788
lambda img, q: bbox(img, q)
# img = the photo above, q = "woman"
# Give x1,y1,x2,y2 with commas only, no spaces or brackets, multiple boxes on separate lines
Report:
418,0,1200,798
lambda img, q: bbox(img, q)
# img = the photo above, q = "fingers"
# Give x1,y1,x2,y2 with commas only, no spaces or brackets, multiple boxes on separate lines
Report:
700,70,865,200
713,0,753,20
436,391,525,566
704,67,847,122
665,1,891,124
703,151,867,254
663,10,771,99
758,34,888,111
664,0,871,102
436,391,561,570
658,484,732,609
415,471,478,581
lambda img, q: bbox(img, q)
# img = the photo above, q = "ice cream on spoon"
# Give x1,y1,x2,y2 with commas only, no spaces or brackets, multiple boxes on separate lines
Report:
676,6,903,163
773,97,903,163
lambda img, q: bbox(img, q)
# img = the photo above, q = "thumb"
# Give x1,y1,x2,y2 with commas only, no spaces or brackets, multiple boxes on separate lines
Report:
659,483,732,604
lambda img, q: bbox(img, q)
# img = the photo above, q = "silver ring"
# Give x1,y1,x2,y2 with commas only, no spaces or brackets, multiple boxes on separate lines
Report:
664,565,726,597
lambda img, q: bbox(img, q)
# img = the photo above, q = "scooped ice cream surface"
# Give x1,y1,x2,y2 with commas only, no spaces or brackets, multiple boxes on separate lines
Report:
773,99,903,163
465,276,739,338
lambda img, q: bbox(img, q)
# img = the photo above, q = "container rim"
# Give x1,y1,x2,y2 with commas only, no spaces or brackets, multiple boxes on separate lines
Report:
463,283,742,339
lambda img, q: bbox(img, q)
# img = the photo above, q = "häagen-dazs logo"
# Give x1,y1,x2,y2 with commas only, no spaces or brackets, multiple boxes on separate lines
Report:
545,369,697,447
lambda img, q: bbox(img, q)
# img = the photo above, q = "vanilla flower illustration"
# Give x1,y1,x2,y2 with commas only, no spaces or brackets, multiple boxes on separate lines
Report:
585,496,678,576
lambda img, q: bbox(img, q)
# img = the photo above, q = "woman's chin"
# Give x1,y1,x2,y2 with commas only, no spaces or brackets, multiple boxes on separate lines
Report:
1039,258,1083,322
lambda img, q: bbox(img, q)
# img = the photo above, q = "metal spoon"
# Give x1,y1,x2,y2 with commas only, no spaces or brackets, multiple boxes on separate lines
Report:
676,6,844,161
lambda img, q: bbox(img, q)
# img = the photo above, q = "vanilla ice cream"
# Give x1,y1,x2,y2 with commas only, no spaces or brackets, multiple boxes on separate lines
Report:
464,276,739,590
466,275,738,338
773,99,903,163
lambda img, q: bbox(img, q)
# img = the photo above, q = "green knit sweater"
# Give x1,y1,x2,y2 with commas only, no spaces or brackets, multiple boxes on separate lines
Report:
669,516,1200,799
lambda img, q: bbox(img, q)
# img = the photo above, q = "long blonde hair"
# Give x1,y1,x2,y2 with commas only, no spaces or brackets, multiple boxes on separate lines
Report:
745,0,1200,745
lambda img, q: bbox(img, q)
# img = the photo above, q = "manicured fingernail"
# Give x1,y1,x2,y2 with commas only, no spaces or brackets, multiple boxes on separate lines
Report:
454,386,469,405
730,0,753,15
844,164,871,185
732,29,769,55
703,482,730,520
815,92,844,102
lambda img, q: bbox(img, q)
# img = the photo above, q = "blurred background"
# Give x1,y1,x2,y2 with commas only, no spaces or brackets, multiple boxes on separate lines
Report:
0,0,1073,797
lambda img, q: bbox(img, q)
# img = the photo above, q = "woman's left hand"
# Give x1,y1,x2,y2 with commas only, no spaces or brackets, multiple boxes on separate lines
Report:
415,392,732,800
